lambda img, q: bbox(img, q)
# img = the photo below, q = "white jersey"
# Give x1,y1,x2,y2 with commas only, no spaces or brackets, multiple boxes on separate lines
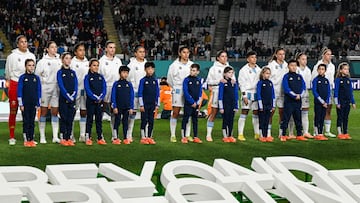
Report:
297,66,312,89
268,60,288,96
206,61,235,88
127,57,147,93
35,54,61,86
167,58,194,88
71,56,89,90
5,48,36,82
311,60,336,89
99,55,122,87
238,63,261,100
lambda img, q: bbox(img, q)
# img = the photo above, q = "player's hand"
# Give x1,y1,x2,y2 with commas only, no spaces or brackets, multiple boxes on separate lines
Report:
154,106,159,112
191,103,197,108
337,104,341,109
20,106,24,111
271,107,275,112
113,108,118,114
322,103,328,108
243,97,249,105
129,109,133,115
140,106,145,112
220,109,224,114
259,108,263,112
231,79,236,85
234,109,238,112
295,94,300,100
352,104,356,109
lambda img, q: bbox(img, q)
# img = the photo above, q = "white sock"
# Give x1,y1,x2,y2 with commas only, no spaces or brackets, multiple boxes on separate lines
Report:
206,120,214,137
51,116,59,139
181,129,185,138
110,114,115,137
288,116,294,136
252,114,259,135
324,120,331,133
267,124,272,136
79,117,86,137
314,126,318,135
39,116,46,138
302,111,309,134
238,114,246,135
185,118,191,137
279,128,283,136
222,129,227,138
141,129,146,138
113,129,118,139
337,126,342,135
127,118,135,139
170,118,177,137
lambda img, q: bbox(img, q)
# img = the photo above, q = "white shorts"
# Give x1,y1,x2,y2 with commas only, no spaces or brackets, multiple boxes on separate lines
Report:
301,90,310,109
275,95,284,108
76,89,86,110
241,99,258,110
104,86,112,103
211,87,219,108
172,87,185,107
40,85,59,107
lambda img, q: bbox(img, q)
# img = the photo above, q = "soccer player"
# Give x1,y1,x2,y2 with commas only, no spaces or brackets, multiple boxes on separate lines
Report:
138,62,159,145
181,64,203,144
57,52,78,146
18,59,41,147
167,46,194,142
237,51,261,141
35,41,61,144
5,35,36,145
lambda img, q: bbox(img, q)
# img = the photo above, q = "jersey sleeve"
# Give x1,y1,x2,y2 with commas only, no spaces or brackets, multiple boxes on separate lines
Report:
167,65,174,87
334,78,340,105
312,77,324,104
234,82,239,109
57,70,71,101
111,81,117,109
73,70,78,99
182,78,195,105
17,75,24,106
282,74,297,98
36,75,42,106
256,81,263,109
138,78,145,106
155,79,160,106
84,74,97,101
100,75,107,100
129,82,135,109
218,82,224,109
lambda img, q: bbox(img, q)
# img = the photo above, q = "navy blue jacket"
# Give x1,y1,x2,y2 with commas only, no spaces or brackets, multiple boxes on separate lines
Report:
312,75,330,105
183,75,202,106
256,79,275,110
57,67,78,103
282,71,306,102
218,78,239,110
84,71,106,102
138,75,159,107
111,79,134,109
334,77,355,105
17,72,41,106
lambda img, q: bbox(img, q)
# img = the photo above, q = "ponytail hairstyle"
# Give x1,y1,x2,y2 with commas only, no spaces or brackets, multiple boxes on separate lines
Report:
269,47,285,63
259,66,271,80
216,50,227,61
320,47,331,60
295,52,306,66
178,45,190,60
336,62,350,78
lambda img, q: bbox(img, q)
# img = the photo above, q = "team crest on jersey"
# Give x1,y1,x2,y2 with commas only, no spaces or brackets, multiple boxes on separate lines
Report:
318,81,321,83
62,74,66,77
270,83,272,86
76,65,79,68
189,81,192,85
249,70,252,74
136,67,138,70
71,73,74,77
325,81,328,84
275,66,278,69
126,84,129,87
179,66,182,70
196,81,199,85
289,77,293,80
48,62,51,66
99,77,102,80
18,58,21,62
106,62,108,66
347,80,350,84
340,81,343,83
25,78,28,81
90,78,94,81
153,81,155,84
33,78,36,82
218,70,221,74
297,77,301,80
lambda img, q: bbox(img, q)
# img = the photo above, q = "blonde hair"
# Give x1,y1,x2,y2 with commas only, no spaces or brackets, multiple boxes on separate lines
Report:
260,66,271,80
269,47,285,63
336,62,350,78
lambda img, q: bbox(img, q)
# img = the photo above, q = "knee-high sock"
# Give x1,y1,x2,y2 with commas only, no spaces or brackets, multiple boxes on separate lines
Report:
170,117,177,137
206,120,214,137
238,114,246,135
110,114,115,137
186,118,191,137
79,117,86,137
288,116,295,136
39,116,47,139
127,117,135,139
325,120,331,133
267,124,272,136
9,113,16,139
302,110,309,134
51,116,59,139
252,114,259,135
337,126,342,135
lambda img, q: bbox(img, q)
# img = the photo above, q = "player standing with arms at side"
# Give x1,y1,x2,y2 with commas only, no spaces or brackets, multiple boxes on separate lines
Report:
167,46,194,143
5,35,36,145
36,41,61,144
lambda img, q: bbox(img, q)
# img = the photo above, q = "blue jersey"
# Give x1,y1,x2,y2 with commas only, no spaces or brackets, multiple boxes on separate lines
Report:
218,78,239,110
84,71,106,102
17,72,41,106
138,75,160,107
183,75,202,106
334,77,355,105
312,75,330,104
57,67,78,102
256,79,275,110
111,79,134,109
282,72,306,102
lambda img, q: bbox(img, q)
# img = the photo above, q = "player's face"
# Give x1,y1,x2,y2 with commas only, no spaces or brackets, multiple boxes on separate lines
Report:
25,61,35,74
17,37,28,52
317,66,326,76
106,43,116,57
75,45,86,60
179,48,190,61
224,70,234,79
288,62,297,73
47,43,58,57
247,54,257,65
341,65,349,76
190,68,199,77
135,47,146,61
145,67,155,76
217,52,228,65
323,50,332,63
276,50,285,62
263,70,271,80
62,54,72,68
298,55,307,67
90,61,99,73
120,71,129,79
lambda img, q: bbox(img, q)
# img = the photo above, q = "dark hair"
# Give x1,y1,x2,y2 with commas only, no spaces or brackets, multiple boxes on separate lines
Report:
246,51,257,58
336,62,350,78
145,61,155,69
74,42,85,52
134,45,145,52
216,50,227,61
161,77,167,81
61,52,72,60
88,58,99,67
25,59,35,66
317,63,327,71
287,59,297,66
178,46,190,60
190,63,200,71
119,65,130,73
224,66,233,74
269,47,285,62
46,41,57,49
259,66,271,80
